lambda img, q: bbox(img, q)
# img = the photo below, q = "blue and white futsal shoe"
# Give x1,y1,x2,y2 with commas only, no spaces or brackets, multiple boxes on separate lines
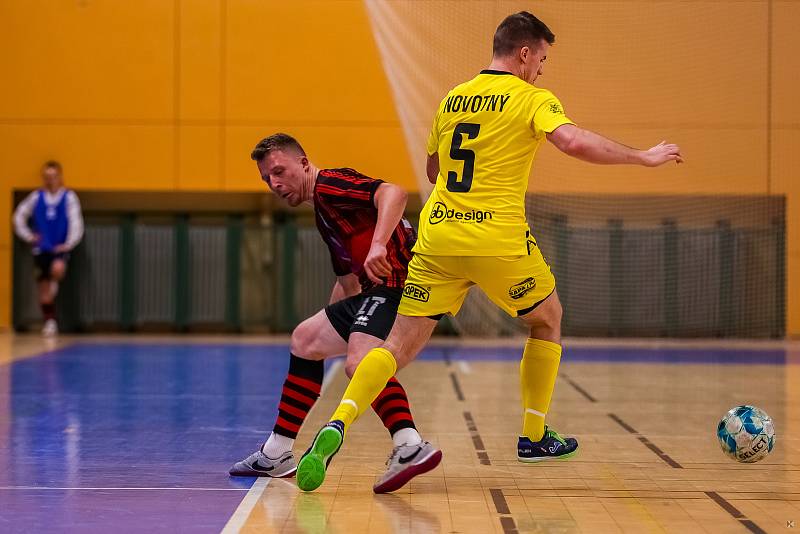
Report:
517,426,579,462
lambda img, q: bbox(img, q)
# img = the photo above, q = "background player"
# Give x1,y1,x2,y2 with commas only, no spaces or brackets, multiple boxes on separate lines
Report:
230,133,441,493
13,160,84,336
297,11,683,491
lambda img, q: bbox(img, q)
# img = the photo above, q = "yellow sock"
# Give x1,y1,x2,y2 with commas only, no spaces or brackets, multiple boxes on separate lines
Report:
520,338,562,441
331,348,397,432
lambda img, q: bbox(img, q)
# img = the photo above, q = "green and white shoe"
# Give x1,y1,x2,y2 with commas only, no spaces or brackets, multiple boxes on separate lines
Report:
296,420,345,491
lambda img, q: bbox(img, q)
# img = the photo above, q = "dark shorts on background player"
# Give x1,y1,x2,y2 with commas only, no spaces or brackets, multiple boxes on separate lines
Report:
34,252,69,280
325,286,403,341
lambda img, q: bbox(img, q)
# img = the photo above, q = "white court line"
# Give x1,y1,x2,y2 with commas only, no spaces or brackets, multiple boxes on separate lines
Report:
220,478,270,534
0,486,247,491
220,359,343,534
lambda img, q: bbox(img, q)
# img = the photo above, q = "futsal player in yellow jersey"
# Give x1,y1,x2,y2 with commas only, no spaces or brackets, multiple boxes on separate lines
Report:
297,11,682,491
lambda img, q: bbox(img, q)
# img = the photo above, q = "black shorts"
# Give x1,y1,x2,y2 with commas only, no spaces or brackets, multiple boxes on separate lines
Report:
34,252,69,280
324,286,403,342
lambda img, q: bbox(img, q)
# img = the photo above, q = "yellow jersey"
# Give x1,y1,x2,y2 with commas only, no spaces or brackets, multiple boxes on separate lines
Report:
415,70,574,256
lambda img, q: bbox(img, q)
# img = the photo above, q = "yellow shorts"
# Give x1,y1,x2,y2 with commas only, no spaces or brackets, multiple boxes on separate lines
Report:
398,247,556,318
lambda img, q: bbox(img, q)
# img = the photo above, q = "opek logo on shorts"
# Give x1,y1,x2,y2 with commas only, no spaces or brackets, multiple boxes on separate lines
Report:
509,277,536,300
428,201,493,225
403,284,430,302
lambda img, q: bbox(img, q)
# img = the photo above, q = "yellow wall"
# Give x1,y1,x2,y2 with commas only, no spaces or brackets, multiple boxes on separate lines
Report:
363,1,799,336
771,1,800,339
0,0,415,329
1,1,798,335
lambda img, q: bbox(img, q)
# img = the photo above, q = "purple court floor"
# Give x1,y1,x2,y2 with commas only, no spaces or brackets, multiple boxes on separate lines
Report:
0,340,792,533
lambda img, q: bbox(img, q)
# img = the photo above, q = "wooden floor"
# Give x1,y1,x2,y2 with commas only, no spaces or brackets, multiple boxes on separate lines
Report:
1,334,798,533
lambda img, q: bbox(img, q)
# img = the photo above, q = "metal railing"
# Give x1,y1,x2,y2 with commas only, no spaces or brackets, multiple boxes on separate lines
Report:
12,197,786,338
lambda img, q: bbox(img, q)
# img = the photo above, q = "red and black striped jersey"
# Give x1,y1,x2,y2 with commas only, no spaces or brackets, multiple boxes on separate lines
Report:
313,168,416,291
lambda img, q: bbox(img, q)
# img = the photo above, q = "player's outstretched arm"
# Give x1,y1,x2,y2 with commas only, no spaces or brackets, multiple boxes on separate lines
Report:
364,183,409,284
547,123,683,167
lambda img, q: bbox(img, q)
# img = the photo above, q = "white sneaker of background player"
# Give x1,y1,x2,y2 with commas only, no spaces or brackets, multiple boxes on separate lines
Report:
42,319,58,337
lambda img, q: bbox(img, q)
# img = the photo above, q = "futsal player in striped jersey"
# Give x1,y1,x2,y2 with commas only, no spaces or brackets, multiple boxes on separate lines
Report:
297,11,682,491
229,133,441,494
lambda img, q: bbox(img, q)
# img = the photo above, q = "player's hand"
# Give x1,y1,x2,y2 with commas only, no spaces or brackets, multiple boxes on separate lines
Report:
641,141,683,167
364,242,391,284
53,244,70,254
29,233,41,245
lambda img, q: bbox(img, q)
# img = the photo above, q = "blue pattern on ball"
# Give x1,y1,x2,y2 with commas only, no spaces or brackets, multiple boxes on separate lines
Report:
716,420,735,453
717,405,775,463
743,415,762,435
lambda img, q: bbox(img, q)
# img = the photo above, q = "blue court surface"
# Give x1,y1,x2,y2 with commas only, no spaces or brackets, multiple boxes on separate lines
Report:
0,340,794,533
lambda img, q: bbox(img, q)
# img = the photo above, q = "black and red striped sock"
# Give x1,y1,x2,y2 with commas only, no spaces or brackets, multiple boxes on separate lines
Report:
272,354,324,440
372,376,417,437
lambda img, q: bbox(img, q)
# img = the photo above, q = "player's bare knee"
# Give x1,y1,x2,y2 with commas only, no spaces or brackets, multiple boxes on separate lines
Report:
522,294,562,329
536,307,561,331
50,261,66,280
545,298,563,327
290,323,322,359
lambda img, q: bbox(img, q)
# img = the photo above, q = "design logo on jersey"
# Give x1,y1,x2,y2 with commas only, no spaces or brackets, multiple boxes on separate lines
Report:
509,277,537,300
548,102,564,114
403,284,430,302
429,201,493,225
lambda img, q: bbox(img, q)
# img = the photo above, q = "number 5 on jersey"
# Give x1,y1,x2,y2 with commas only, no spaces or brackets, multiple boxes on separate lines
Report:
446,123,481,193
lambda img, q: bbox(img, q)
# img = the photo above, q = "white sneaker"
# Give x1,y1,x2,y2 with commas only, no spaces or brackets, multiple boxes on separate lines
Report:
373,441,442,494
42,319,58,337
229,449,297,478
